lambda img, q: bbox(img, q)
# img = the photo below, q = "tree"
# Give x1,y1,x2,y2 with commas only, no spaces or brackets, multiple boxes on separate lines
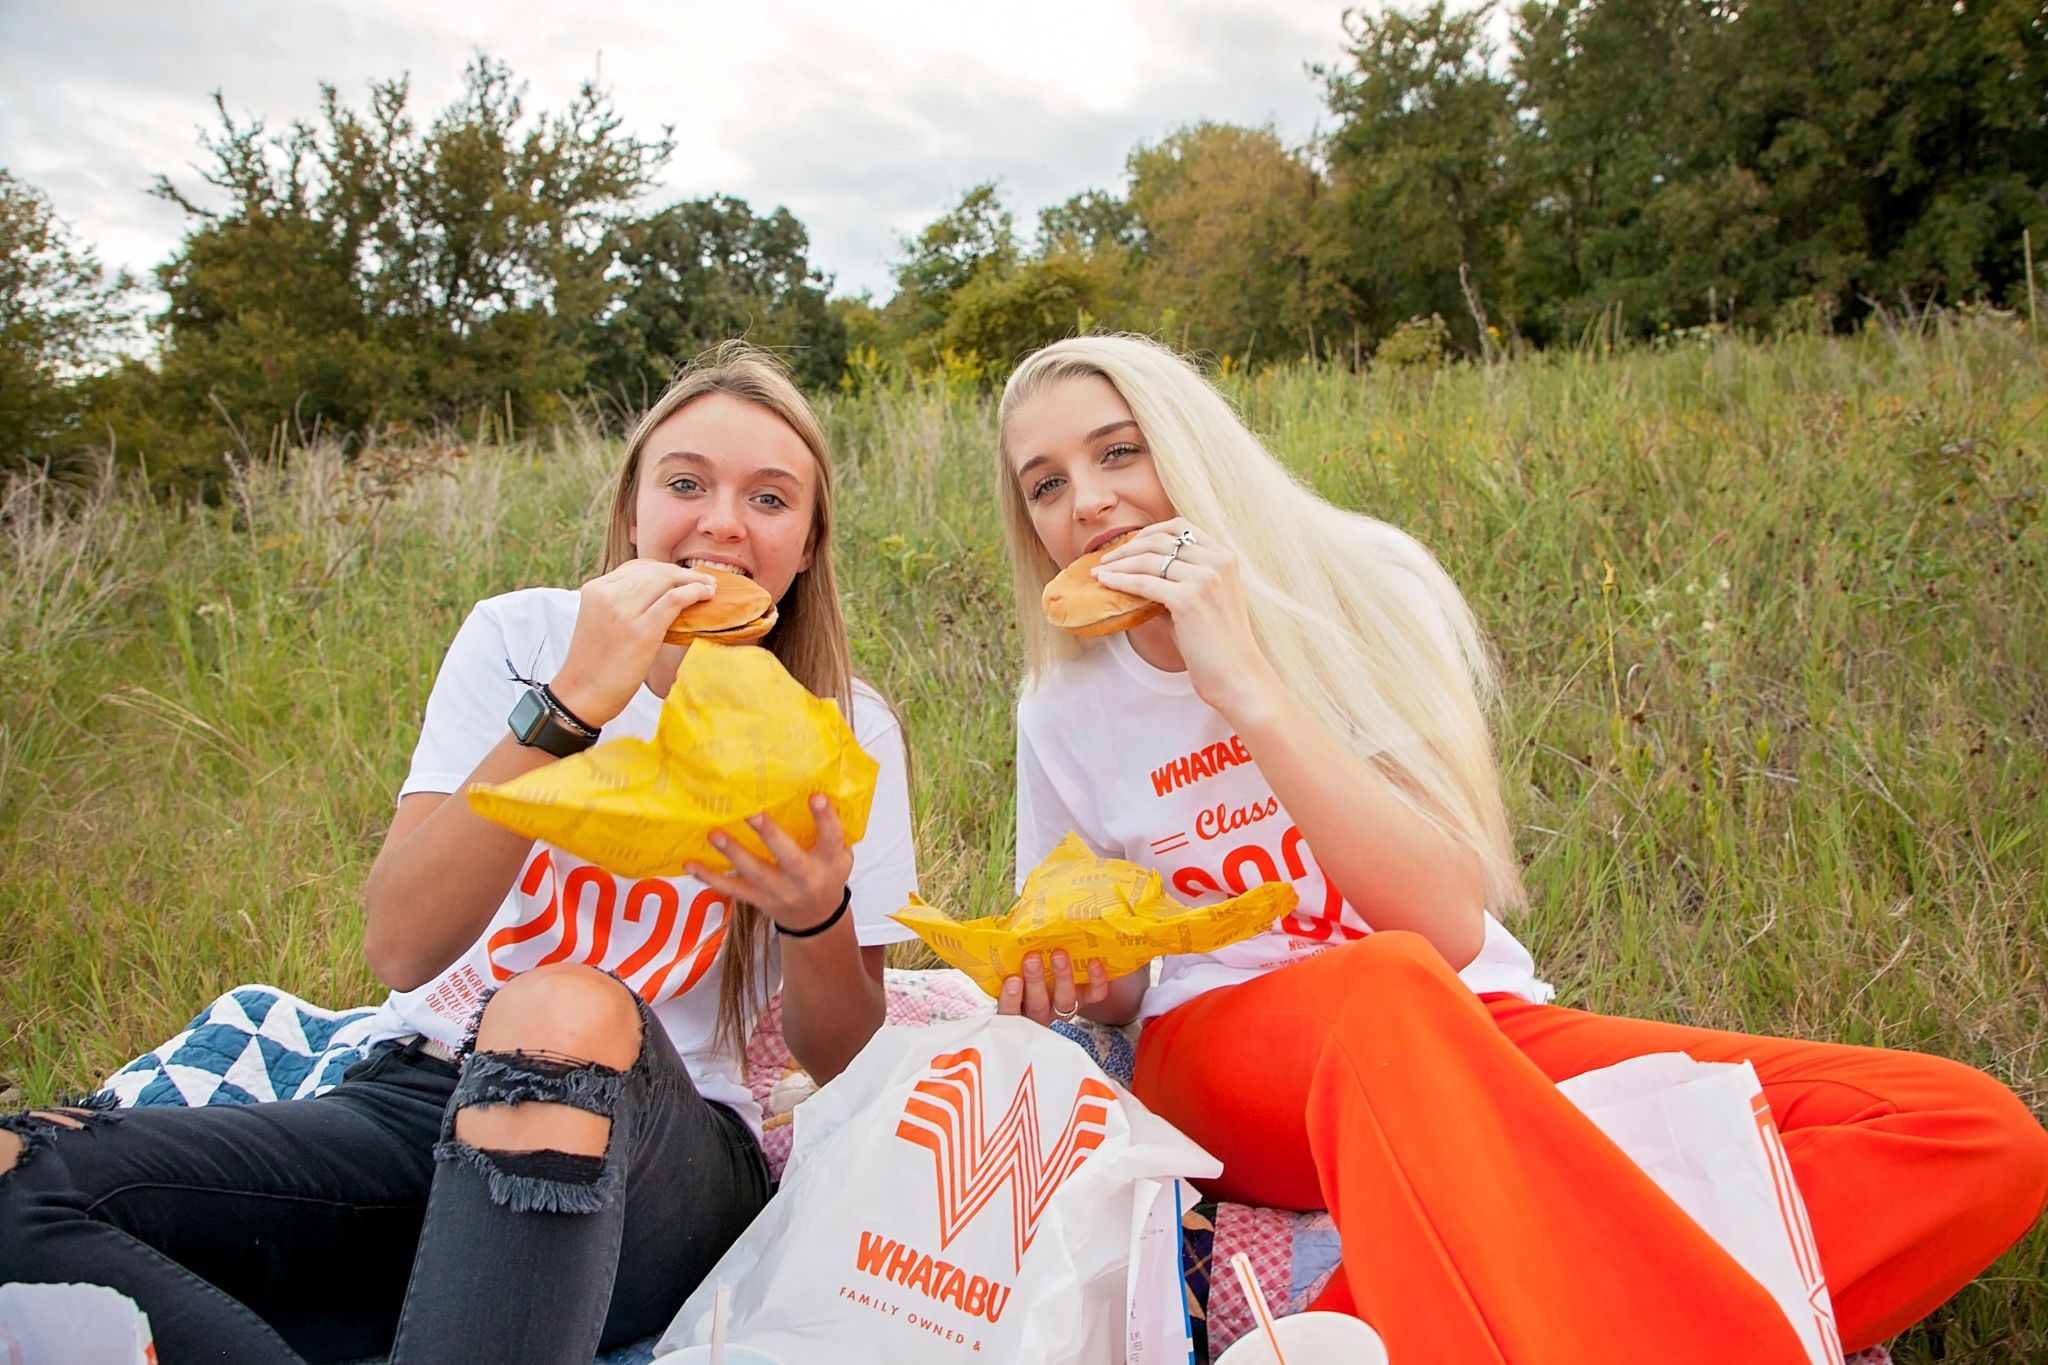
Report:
0,171,135,475
587,195,847,401
1509,0,1773,338
938,249,1126,371
144,56,671,476
1126,123,1344,362
1036,190,1143,256
1321,2,1521,349
1508,0,2048,336
1722,0,2048,318
887,183,1020,350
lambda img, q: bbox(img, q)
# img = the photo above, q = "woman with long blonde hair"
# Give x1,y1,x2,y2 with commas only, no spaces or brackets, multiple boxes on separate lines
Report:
0,342,919,1364
993,333,2046,1361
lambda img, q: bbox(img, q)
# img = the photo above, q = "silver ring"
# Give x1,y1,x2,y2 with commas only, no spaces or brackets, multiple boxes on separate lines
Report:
1052,1004,1079,1022
1159,527,1197,576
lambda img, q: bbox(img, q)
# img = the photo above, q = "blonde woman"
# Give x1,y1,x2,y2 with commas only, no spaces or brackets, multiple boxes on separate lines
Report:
0,344,918,1364
993,333,2047,1362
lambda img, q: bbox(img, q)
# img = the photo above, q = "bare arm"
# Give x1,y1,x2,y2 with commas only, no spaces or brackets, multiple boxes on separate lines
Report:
1093,521,1486,968
1226,684,1484,966
363,560,717,991
688,797,887,1086
779,929,888,1086
364,746,551,991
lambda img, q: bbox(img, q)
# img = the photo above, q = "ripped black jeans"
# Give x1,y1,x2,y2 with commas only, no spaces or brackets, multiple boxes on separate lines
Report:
0,992,769,1365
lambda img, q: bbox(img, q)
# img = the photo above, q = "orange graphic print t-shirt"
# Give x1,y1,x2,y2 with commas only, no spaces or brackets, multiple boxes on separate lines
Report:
364,589,920,1136
1015,631,1549,1022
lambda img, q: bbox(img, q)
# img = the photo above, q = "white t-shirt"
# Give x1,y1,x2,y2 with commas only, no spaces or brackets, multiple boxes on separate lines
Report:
364,588,919,1137
1015,631,1552,1022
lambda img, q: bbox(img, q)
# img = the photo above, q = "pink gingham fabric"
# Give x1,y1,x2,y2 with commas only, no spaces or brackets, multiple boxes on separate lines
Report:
744,967,987,1178
1204,1204,1303,1354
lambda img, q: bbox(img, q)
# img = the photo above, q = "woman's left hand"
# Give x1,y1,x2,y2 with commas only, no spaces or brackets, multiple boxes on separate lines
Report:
686,794,854,936
1094,519,1283,718
997,950,1111,1027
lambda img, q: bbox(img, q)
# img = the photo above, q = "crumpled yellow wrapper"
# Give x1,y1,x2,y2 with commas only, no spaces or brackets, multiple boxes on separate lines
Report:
466,644,878,879
891,832,1297,998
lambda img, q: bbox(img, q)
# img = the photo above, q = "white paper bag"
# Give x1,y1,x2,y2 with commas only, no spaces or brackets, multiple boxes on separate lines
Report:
1125,1178,1198,1365
656,1016,1219,1365
1558,1052,1842,1364
0,1283,157,1364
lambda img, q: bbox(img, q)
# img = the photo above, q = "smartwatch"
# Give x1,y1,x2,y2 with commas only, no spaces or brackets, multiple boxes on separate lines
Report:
507,687,599,758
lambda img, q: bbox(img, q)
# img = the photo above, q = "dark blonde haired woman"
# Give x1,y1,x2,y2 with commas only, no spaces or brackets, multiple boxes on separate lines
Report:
992,333,2047,1362
0,343,918,1364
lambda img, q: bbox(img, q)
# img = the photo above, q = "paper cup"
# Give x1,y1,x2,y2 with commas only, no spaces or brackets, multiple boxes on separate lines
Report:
656,1346,786,1365
1214,1311,1390,1365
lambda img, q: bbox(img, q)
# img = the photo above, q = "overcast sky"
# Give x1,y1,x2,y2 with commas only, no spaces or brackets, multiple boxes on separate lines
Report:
0,0,1360,304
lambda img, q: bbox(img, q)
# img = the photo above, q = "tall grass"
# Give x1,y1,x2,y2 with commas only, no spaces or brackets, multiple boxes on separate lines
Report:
4,318,2043,1359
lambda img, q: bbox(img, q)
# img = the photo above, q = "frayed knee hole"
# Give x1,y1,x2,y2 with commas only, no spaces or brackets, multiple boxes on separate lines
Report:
0,1099,119,1177
453,1099,613,1159
433,1136,619,1214
454,1049,629,1115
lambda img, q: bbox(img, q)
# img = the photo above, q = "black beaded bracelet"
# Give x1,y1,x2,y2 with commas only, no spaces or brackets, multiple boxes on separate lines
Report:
537,683,600,737
777,885,852,939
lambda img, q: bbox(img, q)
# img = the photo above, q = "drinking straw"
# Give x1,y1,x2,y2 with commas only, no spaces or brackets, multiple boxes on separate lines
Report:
708,1283,732,1364
1230,1252,1290,1365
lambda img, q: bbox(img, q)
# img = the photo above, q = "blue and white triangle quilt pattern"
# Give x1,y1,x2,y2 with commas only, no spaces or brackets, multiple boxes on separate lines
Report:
101,985,380,1108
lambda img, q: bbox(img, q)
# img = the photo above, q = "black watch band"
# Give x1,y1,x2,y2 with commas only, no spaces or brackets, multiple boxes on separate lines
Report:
537,683,599,737
507,687,598,758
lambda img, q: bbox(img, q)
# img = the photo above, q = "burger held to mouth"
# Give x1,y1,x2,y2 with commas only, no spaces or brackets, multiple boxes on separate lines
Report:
665,564,778,645
1041,530,1165,638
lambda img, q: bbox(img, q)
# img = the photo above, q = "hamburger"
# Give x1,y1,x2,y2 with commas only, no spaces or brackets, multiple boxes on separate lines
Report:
665,565,778,645
1041,532,1166,638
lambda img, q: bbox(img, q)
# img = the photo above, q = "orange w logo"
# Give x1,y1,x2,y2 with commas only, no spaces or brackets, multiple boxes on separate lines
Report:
895,1047,1117,1271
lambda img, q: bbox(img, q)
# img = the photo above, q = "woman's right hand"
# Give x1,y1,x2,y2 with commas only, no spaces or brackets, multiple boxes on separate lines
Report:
998,950,1113,1027
549,560,718,727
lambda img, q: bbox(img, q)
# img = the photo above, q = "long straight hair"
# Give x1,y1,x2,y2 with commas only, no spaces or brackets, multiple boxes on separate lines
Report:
604,341,854,1050
996,334,1526,914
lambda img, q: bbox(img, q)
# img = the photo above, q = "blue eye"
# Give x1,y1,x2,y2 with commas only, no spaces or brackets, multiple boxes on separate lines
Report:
1103,443,1140,462
753,492,789,510
1027,475,1066,503
666,475,701,494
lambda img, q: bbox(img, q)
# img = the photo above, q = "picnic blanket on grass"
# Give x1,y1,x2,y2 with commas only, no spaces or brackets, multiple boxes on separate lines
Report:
104,973,1891,1365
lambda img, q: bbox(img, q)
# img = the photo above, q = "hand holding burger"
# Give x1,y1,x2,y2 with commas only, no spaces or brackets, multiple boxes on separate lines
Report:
1067,519,1286,723
550,559,774,730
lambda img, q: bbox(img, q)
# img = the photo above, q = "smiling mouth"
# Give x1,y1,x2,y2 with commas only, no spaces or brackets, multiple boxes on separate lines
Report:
683,556,753,578
1083,527,1143,555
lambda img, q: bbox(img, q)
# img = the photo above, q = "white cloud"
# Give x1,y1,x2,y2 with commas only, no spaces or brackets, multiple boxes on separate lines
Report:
0,0,1351,300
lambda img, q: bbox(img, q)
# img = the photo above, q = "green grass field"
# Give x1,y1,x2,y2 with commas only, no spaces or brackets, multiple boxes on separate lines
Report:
4,317,2043,1359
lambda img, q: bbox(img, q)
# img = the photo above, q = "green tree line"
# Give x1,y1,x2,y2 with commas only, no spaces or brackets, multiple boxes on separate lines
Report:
5,1,2044,491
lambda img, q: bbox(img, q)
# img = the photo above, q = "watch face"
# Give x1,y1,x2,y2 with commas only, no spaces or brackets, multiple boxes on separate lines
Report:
508,687,549,742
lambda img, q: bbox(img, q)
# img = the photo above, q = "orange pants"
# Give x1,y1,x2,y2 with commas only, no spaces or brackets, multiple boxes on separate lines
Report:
1133,932,2048,1363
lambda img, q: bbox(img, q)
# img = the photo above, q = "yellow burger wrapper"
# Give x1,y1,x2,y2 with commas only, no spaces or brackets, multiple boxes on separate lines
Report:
891,832,1298,998
465,644,878,879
